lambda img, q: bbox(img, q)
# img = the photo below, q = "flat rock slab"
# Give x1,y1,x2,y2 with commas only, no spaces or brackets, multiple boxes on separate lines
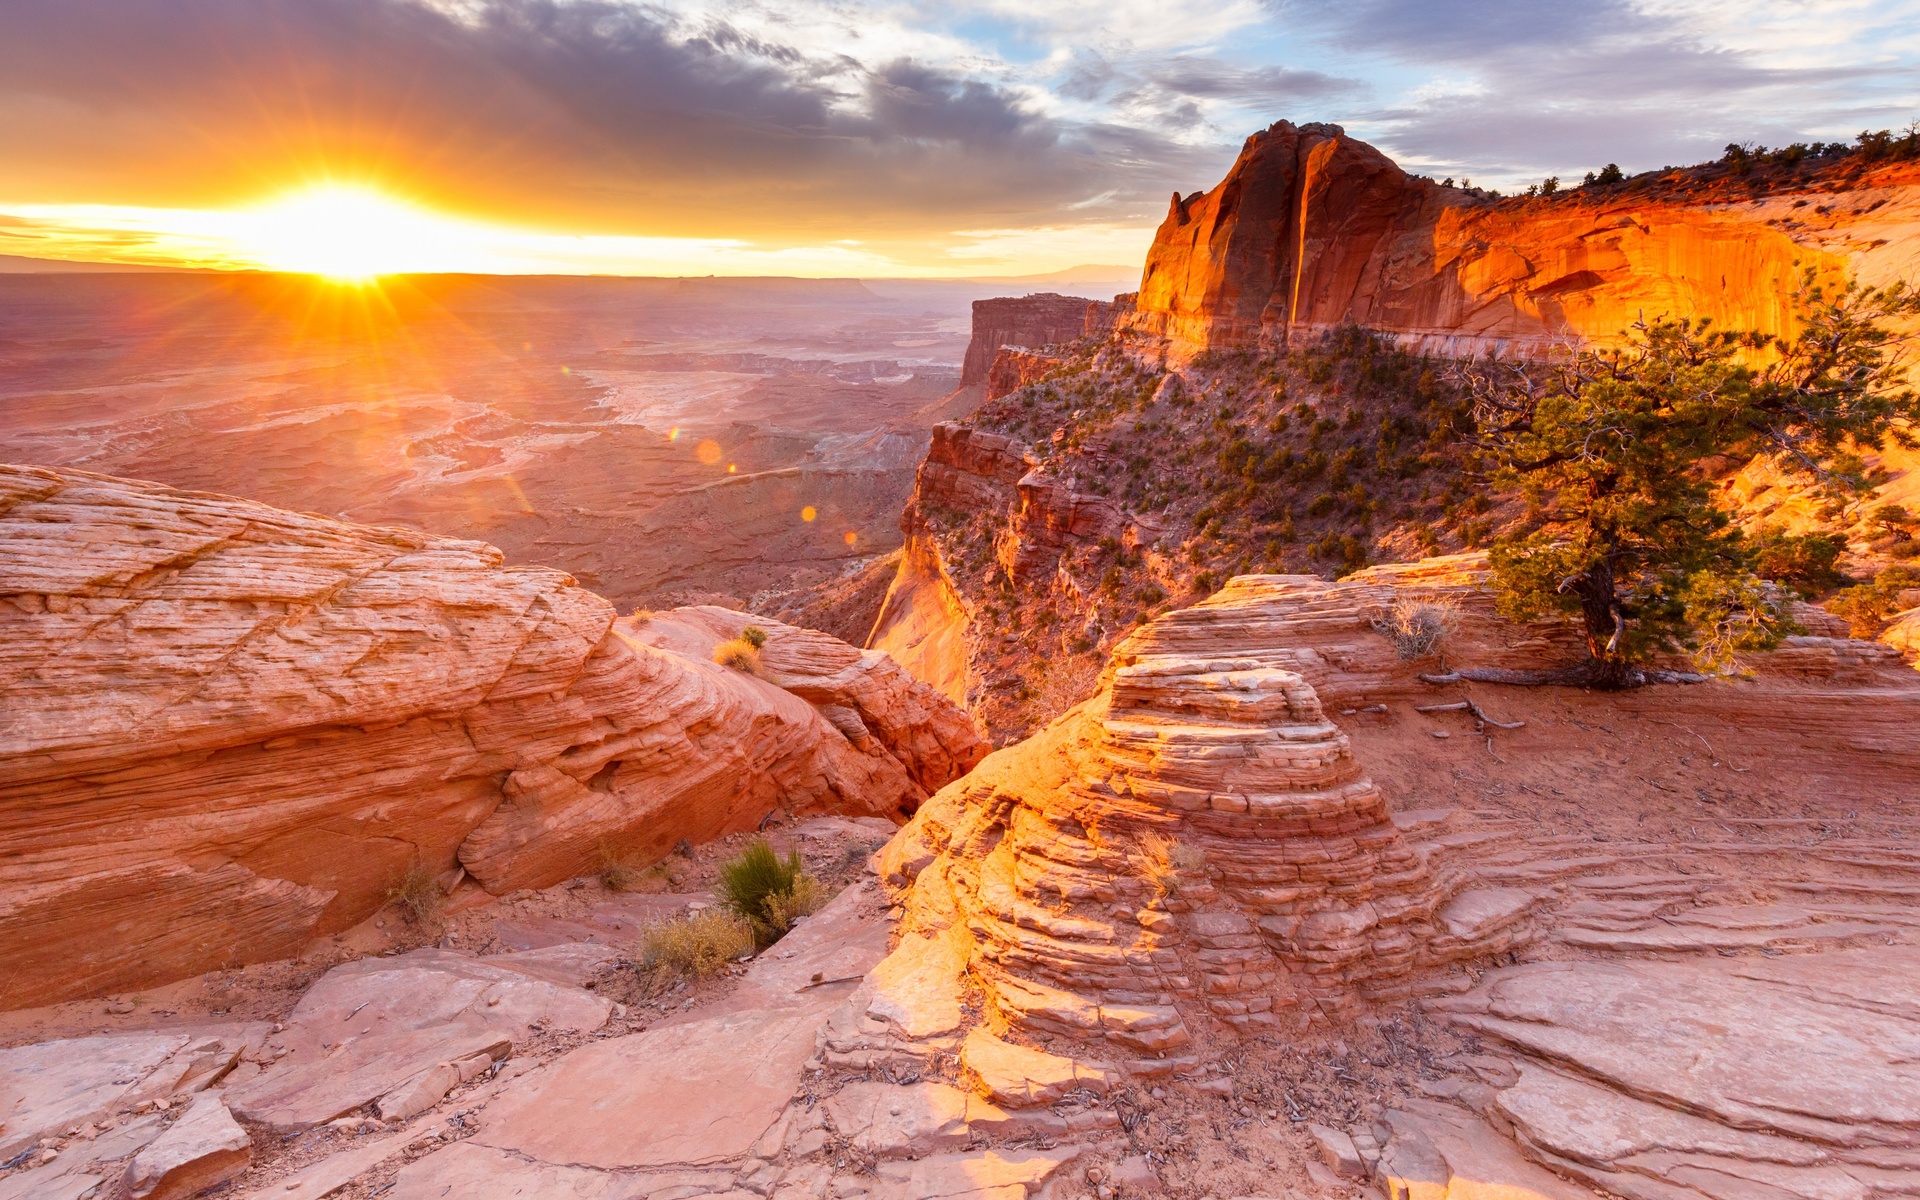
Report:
270,948,612,1054
225,946,610,1132
0,1029,257,1160
386,1140,742,1200
1434,948,1920,1144
472,1003,828,1169
870,1146,1085,1200
1377,1100,1605,1200
823,1081,972,1157
225,1024,511,1133
121,1092,250,1200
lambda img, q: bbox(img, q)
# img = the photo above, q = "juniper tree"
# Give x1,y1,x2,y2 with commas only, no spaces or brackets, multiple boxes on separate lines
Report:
1458,274,1920,687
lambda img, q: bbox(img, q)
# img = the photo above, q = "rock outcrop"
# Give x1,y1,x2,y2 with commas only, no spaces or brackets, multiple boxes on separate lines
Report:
0,464,984,1009
959,294,1106,388
1123,119,1920,360
864,556,1920,1097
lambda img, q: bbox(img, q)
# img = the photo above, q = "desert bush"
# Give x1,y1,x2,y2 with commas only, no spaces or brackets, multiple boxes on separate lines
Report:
386,863,442,925
719,839,823,943
1138,832,1208,899
1751,528,1849,592
597,840,651,892
1827,565,1920,637
713,638,762,673
740,624,769,649
1373,596,1460,659
636,909,754,986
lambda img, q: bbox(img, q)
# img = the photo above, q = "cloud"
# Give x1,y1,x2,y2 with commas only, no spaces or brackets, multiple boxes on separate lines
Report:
0,0,1204,240
1,0,1913,269
1275,0,1920,183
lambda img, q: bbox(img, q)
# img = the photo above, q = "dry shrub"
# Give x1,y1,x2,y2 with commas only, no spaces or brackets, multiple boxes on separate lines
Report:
760,873,825,937
386,863,442,925
1373,595,1460,660
740,624,769,649
1137,832,1207,899
713,638,763,673
635,909,754,988
1028,651,1103,726
597,840,650,892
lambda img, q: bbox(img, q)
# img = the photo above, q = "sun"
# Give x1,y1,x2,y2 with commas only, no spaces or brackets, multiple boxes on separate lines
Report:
236,185,457,281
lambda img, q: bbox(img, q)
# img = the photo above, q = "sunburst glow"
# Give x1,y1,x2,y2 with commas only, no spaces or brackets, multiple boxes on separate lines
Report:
233,185,466,281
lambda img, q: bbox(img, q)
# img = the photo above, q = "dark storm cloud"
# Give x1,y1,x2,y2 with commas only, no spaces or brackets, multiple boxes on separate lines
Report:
0,0,1196,235
1272,0,1920,179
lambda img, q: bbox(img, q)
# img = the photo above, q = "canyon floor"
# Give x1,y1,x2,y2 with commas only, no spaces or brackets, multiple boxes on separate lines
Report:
0,272,1115,614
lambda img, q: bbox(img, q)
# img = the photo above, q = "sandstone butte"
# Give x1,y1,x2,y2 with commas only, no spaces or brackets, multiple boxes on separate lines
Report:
1118,119,1920,360
0,463,987,1010
867,123,1920,710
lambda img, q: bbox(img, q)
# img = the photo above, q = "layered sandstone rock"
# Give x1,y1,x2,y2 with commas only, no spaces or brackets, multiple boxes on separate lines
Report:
864,425,1036,703
984,346,1065,402
1123,119,1920,360
960,294,1104,387
865,557,1919,1098
0,464,983,1009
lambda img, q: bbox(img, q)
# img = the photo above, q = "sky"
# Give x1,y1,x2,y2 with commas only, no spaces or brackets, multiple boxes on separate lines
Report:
1,0,1917,277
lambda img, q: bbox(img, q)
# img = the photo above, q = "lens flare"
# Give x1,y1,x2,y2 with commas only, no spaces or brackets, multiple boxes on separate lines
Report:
235,185,461,281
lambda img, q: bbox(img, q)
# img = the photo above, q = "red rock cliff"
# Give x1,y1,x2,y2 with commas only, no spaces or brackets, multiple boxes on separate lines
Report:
960,293,1109,386
1125,120,1920,359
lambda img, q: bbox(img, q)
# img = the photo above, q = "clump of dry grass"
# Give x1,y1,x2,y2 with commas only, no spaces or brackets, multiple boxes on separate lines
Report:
385,863,443,925
1137,831,1208,899
1372,595,1460,660
597,839,652,892
713,638,763,672
635,909,754,989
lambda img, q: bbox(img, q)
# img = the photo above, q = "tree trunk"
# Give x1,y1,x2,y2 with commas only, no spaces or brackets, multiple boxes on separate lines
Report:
1573,561,1634,689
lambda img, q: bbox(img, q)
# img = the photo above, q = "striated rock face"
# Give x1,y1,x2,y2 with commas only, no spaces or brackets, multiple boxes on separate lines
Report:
0,464,984,1009
867,556,1920,1096
960,294,1105,387
985,346,1065,402
1124,120,1920,360
872,575,1543,1085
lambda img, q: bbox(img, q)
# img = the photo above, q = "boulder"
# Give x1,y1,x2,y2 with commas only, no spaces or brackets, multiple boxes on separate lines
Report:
0,464,980,1009
115,1093,249,1200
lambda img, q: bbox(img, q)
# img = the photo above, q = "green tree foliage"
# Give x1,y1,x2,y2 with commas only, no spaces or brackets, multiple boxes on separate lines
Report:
1462,275,1920,685
1749,528,1849,591
1827,565,1920,637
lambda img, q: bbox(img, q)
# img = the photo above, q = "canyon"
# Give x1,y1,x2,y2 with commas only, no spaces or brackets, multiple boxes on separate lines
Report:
6,121,1920,1200
867,123,1920,739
